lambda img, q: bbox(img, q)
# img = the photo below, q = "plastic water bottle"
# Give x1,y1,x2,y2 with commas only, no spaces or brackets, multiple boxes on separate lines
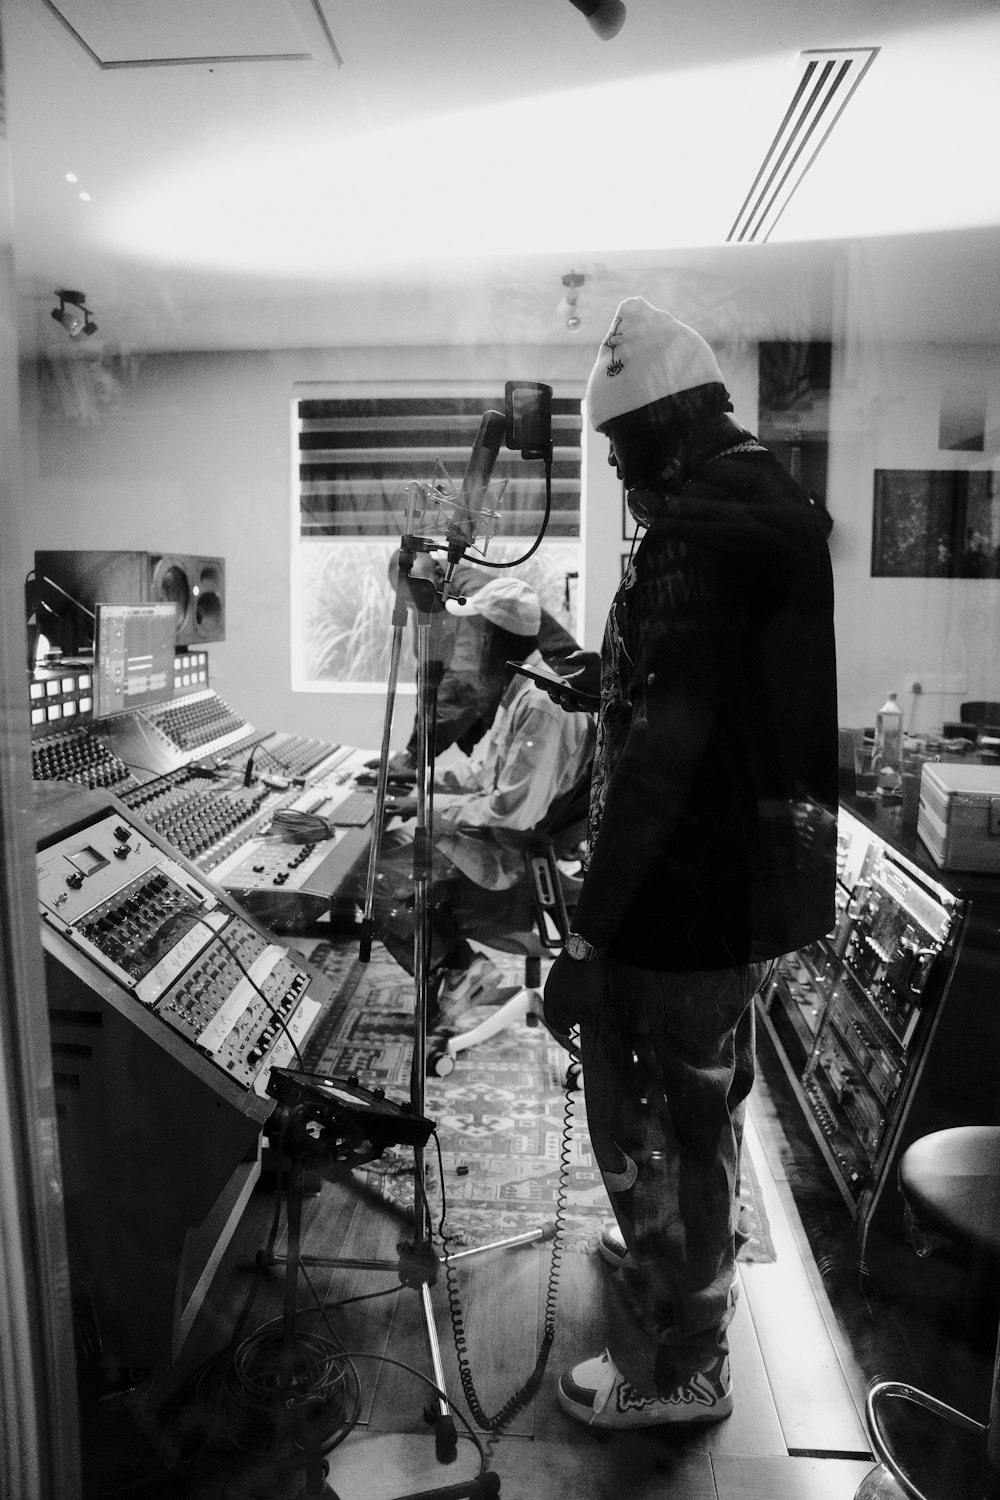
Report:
874,693,903,795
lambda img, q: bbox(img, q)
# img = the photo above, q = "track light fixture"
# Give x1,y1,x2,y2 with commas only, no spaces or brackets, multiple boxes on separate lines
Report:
568,0,626,41
51,289,98,338
559,271,585,331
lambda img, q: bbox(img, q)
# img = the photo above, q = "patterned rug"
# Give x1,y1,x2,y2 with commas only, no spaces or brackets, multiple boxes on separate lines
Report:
299,937,775,1262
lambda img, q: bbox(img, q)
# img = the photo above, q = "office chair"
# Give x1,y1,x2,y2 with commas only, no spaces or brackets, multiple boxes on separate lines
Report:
855,1127,1000,1500
426,778,589,1079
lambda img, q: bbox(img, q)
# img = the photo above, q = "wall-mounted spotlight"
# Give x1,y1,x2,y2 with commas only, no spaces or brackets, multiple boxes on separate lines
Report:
51,289,98,338
568,0,626,41
559,271,585,330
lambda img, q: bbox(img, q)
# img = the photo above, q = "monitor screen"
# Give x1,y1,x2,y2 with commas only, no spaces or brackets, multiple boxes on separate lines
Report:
93,602,176,721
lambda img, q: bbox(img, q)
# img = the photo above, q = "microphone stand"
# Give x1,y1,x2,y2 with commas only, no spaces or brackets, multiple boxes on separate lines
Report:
255,413,561,1494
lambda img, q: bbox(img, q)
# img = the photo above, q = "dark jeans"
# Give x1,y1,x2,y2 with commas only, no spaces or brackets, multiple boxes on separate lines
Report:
578,957,771,1394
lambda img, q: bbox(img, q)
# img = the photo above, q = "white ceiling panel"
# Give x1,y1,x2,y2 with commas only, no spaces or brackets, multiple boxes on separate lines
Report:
7,0,1000,356
38,0,342,67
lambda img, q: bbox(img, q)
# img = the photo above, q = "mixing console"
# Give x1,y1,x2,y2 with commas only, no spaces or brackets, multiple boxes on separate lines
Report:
29,653,374,934
37,806,324,1096
32,723,138,794
140,688,256,760
207,772,374,930
116,745,370,880
122,767,276,866
254,730,356,782
210,822,369,932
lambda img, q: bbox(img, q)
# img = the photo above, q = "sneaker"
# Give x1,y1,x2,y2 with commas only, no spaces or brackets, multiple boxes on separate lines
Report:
435,953,506,1024
597,1222,630,1269
558,1350,733,1429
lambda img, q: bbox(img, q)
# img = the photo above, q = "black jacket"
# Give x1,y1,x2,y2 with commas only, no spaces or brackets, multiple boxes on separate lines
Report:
573,426,839,970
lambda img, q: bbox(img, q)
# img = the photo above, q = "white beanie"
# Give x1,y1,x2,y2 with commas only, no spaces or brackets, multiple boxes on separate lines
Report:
445,576,541,636
586,297,726,432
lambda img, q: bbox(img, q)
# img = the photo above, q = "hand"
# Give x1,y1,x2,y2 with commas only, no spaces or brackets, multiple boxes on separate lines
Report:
543,949,607,1039
542,681,598,714
386,796,418,821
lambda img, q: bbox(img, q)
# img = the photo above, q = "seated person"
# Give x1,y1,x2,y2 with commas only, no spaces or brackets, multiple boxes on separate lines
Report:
364,577,595,1021
384,550,597,773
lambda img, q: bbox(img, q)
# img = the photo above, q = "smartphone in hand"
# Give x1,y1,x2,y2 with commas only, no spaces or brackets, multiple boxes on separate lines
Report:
507,660,599,710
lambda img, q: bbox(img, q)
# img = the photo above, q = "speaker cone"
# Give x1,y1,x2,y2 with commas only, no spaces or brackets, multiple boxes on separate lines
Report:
195,590,223,635
155,564,192,632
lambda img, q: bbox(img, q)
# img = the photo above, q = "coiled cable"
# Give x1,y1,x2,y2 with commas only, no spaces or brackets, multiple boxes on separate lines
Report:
434,1061,577,1450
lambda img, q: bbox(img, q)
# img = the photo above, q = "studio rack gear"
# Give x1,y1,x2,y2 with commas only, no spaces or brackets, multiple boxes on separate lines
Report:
759,798,1000,1266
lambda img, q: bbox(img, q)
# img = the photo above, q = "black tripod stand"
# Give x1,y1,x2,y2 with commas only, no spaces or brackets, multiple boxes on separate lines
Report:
250,1073,500,1500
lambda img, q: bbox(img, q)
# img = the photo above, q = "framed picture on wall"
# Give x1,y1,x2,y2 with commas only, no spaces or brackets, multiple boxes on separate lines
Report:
871,468,1000,578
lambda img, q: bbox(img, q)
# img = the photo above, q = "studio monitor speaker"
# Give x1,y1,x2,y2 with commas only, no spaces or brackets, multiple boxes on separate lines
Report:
34,549,226,651
149,554,226,646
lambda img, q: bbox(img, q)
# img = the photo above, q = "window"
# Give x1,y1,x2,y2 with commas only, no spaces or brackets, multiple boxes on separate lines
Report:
292,384,583,689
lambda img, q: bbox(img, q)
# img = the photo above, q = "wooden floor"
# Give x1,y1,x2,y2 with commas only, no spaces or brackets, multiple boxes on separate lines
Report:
110,1063,882,1500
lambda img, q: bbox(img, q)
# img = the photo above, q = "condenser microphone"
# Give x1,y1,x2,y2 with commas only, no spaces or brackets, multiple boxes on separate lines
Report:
569,0,626,41
444,408,506,558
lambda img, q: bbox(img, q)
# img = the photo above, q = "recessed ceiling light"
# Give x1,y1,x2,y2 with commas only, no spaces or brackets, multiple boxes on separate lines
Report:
79,192,91,202
65,172,78,183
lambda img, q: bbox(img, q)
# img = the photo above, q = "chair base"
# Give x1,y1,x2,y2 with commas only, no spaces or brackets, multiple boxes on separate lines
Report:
426,987,581,1090
427,987,544,1077
857,1378,988,1500
854,1464,914,1500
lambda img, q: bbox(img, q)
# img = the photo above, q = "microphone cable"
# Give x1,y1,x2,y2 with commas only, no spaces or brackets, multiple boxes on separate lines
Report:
432,1047,578,1450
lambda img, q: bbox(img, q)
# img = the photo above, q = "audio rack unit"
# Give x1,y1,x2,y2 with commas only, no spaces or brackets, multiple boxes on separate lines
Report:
760,797,1000,1262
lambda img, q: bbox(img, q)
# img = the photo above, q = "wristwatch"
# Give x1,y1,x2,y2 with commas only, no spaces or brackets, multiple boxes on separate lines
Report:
564,932,605,962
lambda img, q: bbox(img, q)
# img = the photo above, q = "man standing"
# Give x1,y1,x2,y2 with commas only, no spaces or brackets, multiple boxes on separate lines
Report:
544,298,838,1429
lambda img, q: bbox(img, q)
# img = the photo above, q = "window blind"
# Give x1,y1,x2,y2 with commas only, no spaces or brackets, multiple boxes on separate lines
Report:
297,393,582,539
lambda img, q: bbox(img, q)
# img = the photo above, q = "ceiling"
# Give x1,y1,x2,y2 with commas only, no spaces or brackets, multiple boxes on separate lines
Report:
5,0,1000,358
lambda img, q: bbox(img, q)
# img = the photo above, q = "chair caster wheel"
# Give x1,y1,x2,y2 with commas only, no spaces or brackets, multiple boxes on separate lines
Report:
428,1048,455,1078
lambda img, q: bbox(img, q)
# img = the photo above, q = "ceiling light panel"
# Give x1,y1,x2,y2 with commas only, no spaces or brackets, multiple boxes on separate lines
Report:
727,47,879,245
40,0,343,69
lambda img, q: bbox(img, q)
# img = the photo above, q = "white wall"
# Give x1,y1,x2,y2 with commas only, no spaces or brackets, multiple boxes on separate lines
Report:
18,332,1000,748
18,343,591,750
828,338,1000,732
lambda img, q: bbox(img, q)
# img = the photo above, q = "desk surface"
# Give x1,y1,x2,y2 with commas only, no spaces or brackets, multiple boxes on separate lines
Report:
841,790,1000,903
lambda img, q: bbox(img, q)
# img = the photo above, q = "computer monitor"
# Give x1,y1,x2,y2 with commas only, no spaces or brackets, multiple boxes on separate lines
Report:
93,602,176,721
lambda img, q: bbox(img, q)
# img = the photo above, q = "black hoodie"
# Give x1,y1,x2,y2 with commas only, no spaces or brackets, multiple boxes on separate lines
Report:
572,418,839,970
